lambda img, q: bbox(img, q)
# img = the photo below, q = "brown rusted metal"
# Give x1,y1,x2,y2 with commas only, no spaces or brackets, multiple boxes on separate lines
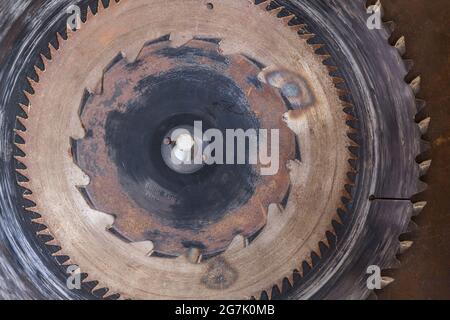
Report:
76,39,294,256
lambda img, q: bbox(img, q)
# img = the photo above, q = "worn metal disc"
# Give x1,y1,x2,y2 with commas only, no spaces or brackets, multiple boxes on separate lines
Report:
0,0,427,300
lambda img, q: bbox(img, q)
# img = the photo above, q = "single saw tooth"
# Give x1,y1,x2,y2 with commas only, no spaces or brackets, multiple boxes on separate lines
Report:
327,65,338,73
130,241,154,257
56,32,65,48
186,247,202,264
394,36,406,56
290,24,306,33
420,139,431,153
13,129,27,142
33,64,43,79
26,76,38,88
226,234,247,252
16,180,30,190
169,33,194,48
415,99,426,113
389,258,402,269
39,53,50,69
46,238,60,247
267,203,283,224
370,0,384,19
399,241,414,254
18,103,30,115
31,217,45,225
268,6,284,17
16,115,28,128
97,0,107,13
48,41,58,58
403,59,414,73
86,4,95,20
36,228,51,236
412,201,427,216
406,220,419,233
280,14,296,24
418,117,431,135
418,160,431,176
271,284,282,299
23,90,34,103
332,77,345,85
380,276,395,289
384,21,396,36
123,42,147,64
256,0,269,10
410,76,421,95
299,33,314,41
311,43,325,52
416,180,428,194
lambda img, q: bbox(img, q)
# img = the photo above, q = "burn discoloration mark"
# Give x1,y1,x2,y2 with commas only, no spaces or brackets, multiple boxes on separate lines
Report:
201,257,238,290
259,69,315,110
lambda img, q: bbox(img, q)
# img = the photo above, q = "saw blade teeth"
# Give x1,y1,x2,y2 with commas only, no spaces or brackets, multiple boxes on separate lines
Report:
169,33,194,48
266,203,283,224
390,258,401,269
280,14,295,24
311,43,325,52
46,238,60,247
36,228,52,236
48,41,58,57
333,213,344,226
16,115,28,128
186,247,202,264
130,241,154,257
415,98,426,113
418,117,431,135
13,128,27,142
327,65,338,73
419,159,431,176
409,76,421,95
412,201,427,216
416,180,428,194
23,89,34,102
289,23,306,32
384,21,396,35
403,59,414,73
394,36,406,56
406,220,419,233
26,76,37,88
17,180,30,190
299,33,314,41
420,139,431,154
97,0,106,13
18,103,30,114
55,32,65,49
380,276,395,289
399,240,414,254
256,0,269,10
39,53,50,69
332,77,345,85
227,234,247,252
13,154,25,163
368,0,384,19
30,216,44,224
268,6,284,17
319,54,332,63
33,64,43,79
86,5,95,20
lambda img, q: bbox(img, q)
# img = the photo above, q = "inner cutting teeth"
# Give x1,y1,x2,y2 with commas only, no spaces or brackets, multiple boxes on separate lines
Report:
14,0,356,299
